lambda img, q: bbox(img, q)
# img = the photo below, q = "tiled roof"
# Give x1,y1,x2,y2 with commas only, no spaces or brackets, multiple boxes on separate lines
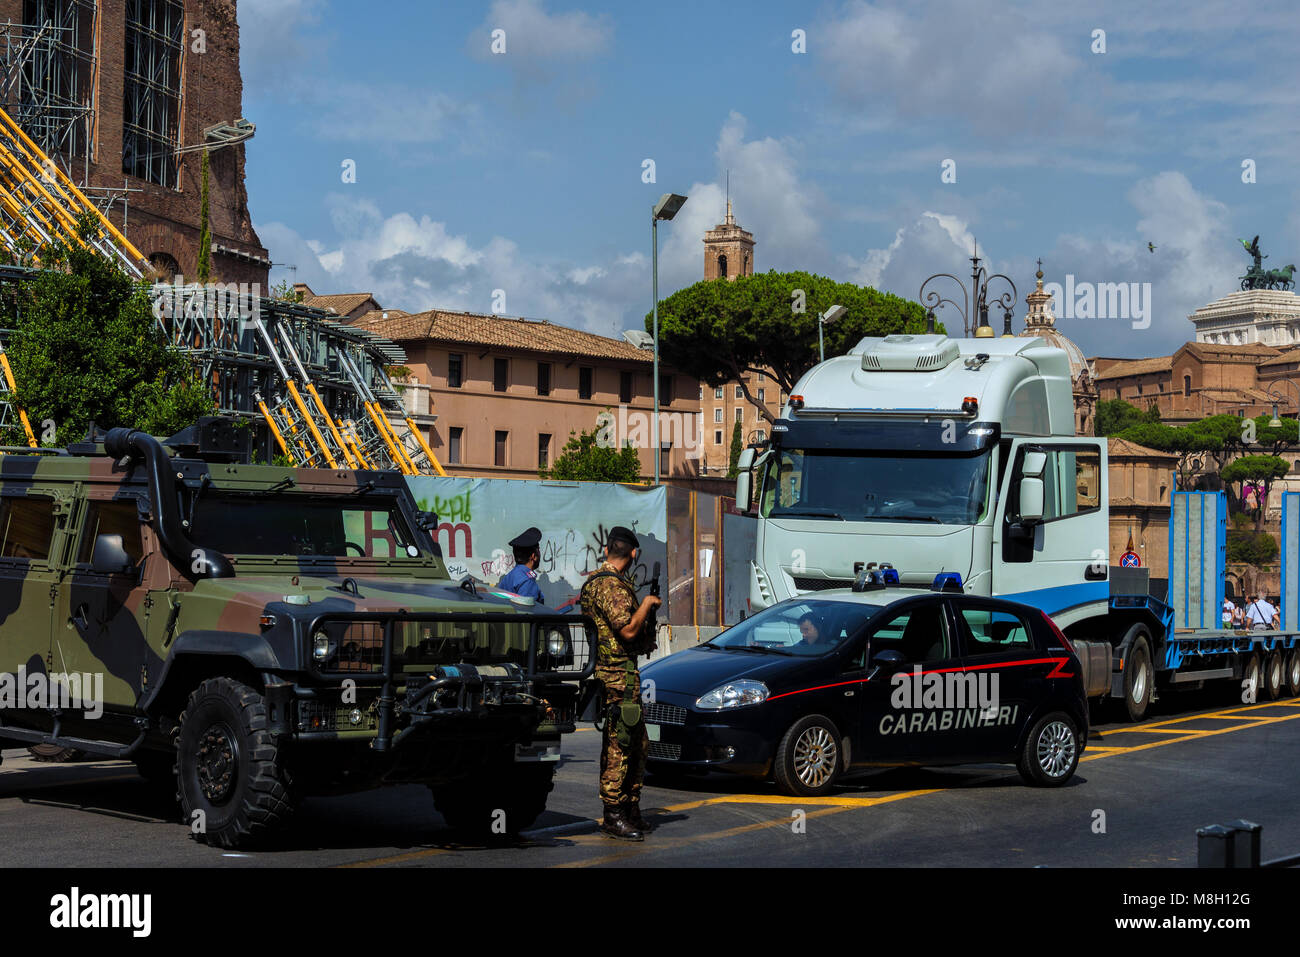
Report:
352,308,654,363
1107,438,1177,460
1094,356,1172,379
1181,341,1280,358
1258,348,1300,366
300,292,378,317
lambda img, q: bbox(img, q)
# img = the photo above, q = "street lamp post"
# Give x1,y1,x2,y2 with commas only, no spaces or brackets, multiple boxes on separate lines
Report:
651,192,687,484
917,242,1018,338
818,304,847,363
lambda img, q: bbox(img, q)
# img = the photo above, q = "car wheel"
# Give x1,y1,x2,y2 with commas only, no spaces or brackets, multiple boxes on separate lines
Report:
1287,649,1300,697
177,677,295,849
1121,632,1153,722
1262,650,1284,701
1017,711,1080,787
1242,653,1262,703
773,714,841,797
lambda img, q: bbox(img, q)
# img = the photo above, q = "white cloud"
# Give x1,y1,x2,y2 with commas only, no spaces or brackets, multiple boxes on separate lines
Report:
470,0,613,64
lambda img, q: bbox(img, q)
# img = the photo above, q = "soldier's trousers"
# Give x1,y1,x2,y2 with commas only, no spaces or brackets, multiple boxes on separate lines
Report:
597,666,647,807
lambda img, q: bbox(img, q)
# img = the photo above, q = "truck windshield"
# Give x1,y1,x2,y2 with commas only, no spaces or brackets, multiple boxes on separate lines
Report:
761,447,992,524
192,495,422,558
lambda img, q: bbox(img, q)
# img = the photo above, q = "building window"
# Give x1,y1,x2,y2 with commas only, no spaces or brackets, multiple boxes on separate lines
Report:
718,254,728,278
735,407,743,422
1183,374,1191,397
714,408,722,423
493,358,509,393
758,388,765,403
579,367,593,400
714,386,723,399
494,430,508,467
659,374,672,402
714,430,723,445
1137,383,1143,395
448,353,464,388
538,433,551,469
448,427,463,465
755,429,766,442
537,362,551,396
620,370,634,404
734,385,742,399
660,443,671,475
123,0,184,187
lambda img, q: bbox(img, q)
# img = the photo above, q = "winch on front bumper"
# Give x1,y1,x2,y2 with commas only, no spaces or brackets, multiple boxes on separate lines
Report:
299,610,597,750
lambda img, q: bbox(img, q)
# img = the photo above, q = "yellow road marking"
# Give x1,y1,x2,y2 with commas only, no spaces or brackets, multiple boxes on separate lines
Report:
661,787,945,812
337,847,452,868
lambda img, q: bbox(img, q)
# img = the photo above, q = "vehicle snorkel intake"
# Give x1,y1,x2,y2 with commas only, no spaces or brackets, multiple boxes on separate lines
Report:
104,427,235,579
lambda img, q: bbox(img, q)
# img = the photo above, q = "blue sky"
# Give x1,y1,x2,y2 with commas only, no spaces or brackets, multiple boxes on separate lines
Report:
239,0,1300,358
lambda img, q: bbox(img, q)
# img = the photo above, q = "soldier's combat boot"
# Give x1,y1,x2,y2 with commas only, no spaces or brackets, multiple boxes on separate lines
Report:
601,804,644,841
628,801,653,833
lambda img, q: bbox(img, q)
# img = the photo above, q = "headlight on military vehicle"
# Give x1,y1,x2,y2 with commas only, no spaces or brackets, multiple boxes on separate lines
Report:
313,631,332,661
696,680,769,710
546,629,568,656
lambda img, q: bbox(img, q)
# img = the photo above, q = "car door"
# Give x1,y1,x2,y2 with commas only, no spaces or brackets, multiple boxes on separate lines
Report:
855,598,966,766
948,598,1048,758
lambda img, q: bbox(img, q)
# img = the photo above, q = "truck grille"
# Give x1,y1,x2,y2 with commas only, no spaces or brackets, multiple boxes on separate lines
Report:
647,742,681,761
792,576,854,592
644,701,687,726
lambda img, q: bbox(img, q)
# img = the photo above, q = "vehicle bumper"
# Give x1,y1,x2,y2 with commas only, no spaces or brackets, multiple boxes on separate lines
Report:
644,690,772,778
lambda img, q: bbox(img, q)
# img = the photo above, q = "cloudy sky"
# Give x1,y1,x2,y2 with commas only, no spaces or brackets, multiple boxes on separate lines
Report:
239,0,1300,358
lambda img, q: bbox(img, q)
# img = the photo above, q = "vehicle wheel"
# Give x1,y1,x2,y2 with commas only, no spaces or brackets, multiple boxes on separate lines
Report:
431,757,556,837
1017,711,1081,787
773,714,842,797
27,744,87,763
1287,649,1300,697
1121,632,1153,722
176,677,294,849
1242,653,1262,703
1262,650,1284,701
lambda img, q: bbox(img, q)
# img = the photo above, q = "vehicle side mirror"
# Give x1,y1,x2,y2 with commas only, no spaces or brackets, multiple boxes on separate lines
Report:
871,648,905,668
417,511,438,530
91,534,133,575
1018,477,1044,524
735,471,752,513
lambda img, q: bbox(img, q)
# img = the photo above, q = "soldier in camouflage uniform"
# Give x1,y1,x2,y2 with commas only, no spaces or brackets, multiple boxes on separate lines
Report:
579,525,660,841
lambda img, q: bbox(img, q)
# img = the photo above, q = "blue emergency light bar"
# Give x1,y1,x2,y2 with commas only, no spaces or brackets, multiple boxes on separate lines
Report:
931,572,963,593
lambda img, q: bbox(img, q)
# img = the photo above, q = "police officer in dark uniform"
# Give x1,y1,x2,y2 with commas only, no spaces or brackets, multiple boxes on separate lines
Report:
498,526,545,604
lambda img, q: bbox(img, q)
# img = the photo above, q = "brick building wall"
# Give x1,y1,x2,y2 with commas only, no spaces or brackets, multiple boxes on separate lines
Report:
0,0,268,285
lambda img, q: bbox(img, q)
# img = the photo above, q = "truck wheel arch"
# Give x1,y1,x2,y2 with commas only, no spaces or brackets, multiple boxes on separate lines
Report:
142,631,283,717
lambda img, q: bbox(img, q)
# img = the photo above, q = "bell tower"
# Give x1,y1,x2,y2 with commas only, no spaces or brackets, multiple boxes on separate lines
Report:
703,177,755,281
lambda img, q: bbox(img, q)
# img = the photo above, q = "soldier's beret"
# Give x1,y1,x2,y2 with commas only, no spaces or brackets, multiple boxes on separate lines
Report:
607,526,639,550
509,526,542,549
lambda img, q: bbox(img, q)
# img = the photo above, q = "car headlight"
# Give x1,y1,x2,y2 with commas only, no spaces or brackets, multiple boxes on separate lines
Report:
546,629,568,656
313,630,332,661
696,680,769,710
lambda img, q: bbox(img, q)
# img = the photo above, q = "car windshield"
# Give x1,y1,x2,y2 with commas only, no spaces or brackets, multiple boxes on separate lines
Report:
760,447,991,524
705,599,882,657
192,494,423,558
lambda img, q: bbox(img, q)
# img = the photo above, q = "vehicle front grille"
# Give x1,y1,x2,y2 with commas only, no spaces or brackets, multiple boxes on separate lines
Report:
647,742,681,761
792,576,854,592
644,701,687,726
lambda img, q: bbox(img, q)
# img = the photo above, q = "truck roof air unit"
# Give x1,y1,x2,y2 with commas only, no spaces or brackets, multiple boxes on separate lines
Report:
860,335,961,373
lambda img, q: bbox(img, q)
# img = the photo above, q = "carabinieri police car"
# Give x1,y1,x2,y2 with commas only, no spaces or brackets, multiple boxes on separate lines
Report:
641,570,1088,796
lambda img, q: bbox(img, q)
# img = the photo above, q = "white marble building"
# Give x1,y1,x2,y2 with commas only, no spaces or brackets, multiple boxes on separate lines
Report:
1190,289,1300,346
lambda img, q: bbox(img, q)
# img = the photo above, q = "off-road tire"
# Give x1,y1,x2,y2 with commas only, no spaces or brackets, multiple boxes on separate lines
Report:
430,757,555,837
177,677,294,848
773,714,842,797
1121,632,1153,722
1017,711,1081,787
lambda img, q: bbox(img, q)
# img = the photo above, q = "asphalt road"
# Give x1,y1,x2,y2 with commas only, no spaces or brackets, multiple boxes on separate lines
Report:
2,686,1298,868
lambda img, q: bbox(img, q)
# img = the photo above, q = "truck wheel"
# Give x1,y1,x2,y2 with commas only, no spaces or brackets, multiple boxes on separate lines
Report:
1121,632,1153,722
773,714,842,797
1242,653,1262,703
28,744,87,763
431,758,556,837
1017,711,1081,787
176,677,294,849
1262,651,1284,701
1287,649,1300,697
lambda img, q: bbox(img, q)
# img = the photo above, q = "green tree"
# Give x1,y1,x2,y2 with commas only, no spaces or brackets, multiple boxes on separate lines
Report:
1095,398,1160,436
196,149,211,282
726,419,743,479
650,270,928,417
4,223,215,446
1115,422,1221,490
1227,527,1278,566
1221,454,1289,532
540,423,643,483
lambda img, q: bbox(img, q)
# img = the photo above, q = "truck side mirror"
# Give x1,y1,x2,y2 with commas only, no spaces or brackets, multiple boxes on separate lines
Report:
736,471,752,512
91,534,133,575
1018,477,1044,524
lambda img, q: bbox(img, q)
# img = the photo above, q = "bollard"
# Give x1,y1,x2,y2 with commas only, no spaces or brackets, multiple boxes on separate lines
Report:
1225,819,1262,867
1197,824,1235,867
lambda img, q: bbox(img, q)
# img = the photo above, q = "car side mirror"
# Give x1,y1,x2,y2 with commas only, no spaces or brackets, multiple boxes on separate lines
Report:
417,511,438,530
91,534,133,575
870,648,905,668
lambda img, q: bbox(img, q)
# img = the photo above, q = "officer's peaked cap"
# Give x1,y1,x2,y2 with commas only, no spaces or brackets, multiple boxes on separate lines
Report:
509,526,542,549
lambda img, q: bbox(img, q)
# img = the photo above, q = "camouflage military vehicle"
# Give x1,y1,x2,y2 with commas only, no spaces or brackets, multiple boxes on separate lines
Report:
0,419,593,848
